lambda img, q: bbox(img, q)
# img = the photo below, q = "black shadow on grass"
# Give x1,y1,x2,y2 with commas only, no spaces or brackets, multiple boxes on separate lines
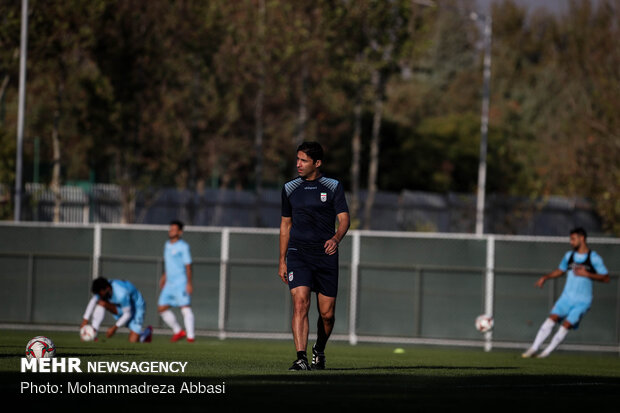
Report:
326,365,519,371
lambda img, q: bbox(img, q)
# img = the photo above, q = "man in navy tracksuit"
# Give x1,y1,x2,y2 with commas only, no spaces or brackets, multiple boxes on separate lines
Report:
278,142,350,371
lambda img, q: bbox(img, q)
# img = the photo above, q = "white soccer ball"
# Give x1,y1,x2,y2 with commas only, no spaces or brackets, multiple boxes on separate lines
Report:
475,314,494,333
80,324,97,342
25,336,56,360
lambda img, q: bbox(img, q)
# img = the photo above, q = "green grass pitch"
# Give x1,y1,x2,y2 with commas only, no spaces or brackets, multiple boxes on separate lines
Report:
2,329,620,411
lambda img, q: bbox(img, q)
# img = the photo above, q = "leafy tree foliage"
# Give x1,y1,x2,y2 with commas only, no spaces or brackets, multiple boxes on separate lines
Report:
0,0,617,233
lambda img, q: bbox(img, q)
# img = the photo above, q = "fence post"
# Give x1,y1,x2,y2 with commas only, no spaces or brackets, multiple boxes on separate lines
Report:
83,203,90,224
218,228,230,340
484,235,495,352
349,230,360,345
414,267,423,337
92,224,101,280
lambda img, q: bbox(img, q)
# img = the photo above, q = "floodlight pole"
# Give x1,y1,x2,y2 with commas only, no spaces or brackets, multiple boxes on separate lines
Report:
15,0,29,222
472,12,492,235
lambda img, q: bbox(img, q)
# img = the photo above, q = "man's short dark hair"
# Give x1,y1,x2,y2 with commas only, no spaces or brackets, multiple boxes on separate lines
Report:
297,142,324,163
570,227,587,239
170,220,184,230
91,277,111,295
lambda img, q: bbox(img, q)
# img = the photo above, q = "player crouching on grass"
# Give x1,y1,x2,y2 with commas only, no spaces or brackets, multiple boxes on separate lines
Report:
81,277,153,343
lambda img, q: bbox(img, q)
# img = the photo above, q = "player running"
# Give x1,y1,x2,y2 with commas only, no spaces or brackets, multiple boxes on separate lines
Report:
158,220,196,342
279,142,350,371
81,277,152,343
522,227,609,358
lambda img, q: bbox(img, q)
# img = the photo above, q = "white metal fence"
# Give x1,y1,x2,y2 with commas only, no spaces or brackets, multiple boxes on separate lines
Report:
1,222,619,354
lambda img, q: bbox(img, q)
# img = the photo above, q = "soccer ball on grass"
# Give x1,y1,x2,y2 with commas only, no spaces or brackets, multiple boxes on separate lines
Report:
475,314,494,333
25,336,56,360
80,324,97,342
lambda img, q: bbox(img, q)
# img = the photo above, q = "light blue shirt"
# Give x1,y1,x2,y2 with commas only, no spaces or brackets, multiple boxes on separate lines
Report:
164,239,192,287
558,250,608,303
102,279,145,310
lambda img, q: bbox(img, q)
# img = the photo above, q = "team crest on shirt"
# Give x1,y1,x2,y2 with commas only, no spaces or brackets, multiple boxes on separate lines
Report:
320,192,327,202
288,271,294,282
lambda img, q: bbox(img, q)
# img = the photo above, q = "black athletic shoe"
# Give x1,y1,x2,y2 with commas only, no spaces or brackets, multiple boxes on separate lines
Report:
311,345,326,370
288,358,311,371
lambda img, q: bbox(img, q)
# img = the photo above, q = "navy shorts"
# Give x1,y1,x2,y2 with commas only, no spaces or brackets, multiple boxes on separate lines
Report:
286,247,339,297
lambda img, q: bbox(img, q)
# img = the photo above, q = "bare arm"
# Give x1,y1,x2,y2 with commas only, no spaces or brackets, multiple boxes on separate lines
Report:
324,212,350,255
185,264,193,294
534,268,564,288
278,217,292,284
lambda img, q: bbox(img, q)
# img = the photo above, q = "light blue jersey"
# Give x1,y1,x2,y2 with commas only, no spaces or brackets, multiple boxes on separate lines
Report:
557,250,608,304
549,250,608,328
160,239,192,307
164,239,192,287
98,279,146,334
